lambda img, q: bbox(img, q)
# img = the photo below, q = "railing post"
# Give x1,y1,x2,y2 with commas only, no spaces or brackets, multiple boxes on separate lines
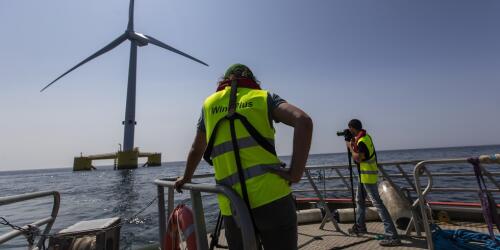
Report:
0,191,60,247
157,185,166,250
191,190,209,250
414,162,434,250
335,168,351,190
479,166,500,191
305,169,343,233
322,169,327,198
395,164,416,192
167,187,174,218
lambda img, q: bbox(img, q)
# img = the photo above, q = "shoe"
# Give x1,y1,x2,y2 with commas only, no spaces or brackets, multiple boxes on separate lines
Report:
348,225,367,235
379,238,401,247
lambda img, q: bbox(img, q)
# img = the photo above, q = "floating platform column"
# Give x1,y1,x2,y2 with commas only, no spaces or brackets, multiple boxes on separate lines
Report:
139,152,162,166
117,149,139,169
73,157,93,171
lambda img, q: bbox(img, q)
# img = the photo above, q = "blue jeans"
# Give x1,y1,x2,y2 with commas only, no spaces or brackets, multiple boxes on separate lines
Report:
356,182,399,239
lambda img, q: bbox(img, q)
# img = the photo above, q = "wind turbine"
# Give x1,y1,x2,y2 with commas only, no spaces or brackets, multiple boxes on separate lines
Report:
41,0,208,153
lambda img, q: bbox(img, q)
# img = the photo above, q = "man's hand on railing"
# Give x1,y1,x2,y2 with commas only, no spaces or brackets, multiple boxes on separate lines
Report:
173,176,191,193
267,167,300,184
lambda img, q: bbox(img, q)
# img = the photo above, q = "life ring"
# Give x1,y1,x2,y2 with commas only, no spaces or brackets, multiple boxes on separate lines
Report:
164,204,197,250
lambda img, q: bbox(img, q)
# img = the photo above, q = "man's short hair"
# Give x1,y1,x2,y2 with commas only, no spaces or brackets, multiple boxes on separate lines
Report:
348,119,362,130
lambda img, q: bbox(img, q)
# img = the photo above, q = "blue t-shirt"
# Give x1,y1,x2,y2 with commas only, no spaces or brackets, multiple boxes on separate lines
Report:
197,92,286,132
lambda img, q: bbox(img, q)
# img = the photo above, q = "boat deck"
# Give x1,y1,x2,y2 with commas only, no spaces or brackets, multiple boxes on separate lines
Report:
212,220,489,249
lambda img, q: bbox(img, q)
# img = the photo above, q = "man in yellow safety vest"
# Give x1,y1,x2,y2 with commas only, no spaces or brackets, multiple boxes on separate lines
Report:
174,64,313,250
346,119,401,246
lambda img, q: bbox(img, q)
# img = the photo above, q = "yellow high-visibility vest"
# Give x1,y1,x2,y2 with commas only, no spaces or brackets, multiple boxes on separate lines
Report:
203,87,291,215
357,134,378,184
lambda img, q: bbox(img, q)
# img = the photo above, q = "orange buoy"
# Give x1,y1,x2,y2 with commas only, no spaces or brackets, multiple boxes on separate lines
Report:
164,204,197,250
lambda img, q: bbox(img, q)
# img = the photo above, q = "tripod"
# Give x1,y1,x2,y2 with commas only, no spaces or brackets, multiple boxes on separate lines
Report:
347,147,359,235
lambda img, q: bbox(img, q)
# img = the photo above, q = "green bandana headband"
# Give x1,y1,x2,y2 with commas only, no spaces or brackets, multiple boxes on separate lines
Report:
224,64,255,80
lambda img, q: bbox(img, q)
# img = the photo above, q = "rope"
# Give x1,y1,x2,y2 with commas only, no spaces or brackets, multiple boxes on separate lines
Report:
0,217,40,246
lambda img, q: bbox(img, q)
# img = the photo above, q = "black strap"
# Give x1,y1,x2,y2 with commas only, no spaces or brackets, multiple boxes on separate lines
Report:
229,117,252,208
231,113,277,156
203,118,224,166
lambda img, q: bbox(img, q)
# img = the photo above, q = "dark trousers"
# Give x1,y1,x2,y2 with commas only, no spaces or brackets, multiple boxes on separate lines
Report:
223,194,298,250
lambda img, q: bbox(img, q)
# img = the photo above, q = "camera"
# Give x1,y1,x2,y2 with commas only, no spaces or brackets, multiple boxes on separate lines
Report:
337,129,353,141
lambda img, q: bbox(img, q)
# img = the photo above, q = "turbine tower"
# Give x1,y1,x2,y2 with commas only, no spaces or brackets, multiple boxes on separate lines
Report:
41,0,207,169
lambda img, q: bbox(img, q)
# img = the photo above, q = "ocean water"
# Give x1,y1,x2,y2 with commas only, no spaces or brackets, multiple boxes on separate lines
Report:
1,145,499,249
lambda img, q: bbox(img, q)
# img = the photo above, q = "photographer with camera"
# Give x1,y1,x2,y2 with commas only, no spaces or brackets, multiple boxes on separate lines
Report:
342,119,401,247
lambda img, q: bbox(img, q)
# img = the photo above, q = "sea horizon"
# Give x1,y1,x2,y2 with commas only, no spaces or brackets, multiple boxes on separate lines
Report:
1,143,498,173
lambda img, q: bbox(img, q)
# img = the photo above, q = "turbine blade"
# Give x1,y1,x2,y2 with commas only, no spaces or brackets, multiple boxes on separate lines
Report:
127,0,134,31
144,35,208,66
41,33,128,92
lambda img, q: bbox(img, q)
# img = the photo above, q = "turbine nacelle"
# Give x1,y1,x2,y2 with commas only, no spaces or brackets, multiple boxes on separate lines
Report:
128,32,149,47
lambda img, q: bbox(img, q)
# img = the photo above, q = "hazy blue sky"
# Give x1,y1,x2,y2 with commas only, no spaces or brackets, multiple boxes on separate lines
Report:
1,0,499,170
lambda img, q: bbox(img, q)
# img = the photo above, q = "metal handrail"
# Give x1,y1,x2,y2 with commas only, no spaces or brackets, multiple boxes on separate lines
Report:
184,161,424,234
295,159,500,201
298,160,421,189
293,159,500,199
295,160,422,233
294,187,500,193
304,160,422,170
154,178,258,250
154,157,500,250
301,171,500,180
413,154,500,250
0,191,60,249
293,159,500,234
164,159,496,188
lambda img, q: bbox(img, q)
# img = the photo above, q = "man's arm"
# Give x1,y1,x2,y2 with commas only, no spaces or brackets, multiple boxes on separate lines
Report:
346,141,367,162
269,103,313,183
174,130,207,192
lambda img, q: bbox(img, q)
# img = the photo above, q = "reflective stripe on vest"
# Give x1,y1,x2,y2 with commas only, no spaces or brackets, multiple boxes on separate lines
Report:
211,136,275,158
357,134,378,184
216,163,282,186
203,87,291,216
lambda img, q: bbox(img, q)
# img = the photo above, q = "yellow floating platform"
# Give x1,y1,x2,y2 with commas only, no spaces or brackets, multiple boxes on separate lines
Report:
73,148,161,171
